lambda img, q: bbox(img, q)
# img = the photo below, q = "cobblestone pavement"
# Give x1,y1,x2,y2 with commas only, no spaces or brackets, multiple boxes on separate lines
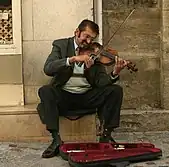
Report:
1,131,169,167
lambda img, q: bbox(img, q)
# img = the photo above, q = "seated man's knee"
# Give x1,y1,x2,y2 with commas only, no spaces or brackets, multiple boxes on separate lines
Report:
38,85,53,98
108,84,123,96
114,84,123,94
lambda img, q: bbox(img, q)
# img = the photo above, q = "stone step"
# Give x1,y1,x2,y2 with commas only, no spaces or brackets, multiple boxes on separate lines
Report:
118,109,169,132
0,104,96,142
0,105,169,142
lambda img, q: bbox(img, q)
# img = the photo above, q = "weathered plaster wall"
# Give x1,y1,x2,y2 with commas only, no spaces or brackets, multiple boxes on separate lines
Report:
22,0,93,104
0,0,23,106
0,53,23,106
103,0,161,109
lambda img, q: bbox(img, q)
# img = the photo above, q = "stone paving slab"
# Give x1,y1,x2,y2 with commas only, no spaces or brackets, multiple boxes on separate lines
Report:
1,131,169,167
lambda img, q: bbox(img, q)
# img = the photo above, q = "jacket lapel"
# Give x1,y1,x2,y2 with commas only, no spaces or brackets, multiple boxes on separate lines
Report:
67,37,76,58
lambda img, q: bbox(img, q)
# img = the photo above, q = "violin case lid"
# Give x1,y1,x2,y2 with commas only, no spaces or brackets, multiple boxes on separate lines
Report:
59,142,162,167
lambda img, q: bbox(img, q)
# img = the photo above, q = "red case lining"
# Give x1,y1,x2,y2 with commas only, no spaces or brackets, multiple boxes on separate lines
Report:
59,142,162,167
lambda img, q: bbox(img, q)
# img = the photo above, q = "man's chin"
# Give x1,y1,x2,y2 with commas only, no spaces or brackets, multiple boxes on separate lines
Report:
80,44,90,49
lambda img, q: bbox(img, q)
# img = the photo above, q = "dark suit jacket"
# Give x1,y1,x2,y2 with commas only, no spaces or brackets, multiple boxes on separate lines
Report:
44,37,119,88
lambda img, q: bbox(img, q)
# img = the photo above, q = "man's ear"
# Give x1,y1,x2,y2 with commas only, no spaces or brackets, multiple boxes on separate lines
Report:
75,28,80,37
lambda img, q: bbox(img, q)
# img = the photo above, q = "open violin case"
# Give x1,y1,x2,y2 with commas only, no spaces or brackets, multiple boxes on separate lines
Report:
59,142,162,167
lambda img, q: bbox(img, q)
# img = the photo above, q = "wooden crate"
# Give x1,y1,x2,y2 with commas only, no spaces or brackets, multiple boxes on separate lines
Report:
59,114,97,142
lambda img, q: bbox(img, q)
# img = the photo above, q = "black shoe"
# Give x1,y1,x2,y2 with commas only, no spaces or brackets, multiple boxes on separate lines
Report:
99,135,116,143
42,130,63,158
99,128,116,143
42,139,61,158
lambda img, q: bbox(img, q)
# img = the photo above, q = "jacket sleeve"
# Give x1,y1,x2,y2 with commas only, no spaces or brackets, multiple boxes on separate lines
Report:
94,64,119,87
43,40,68,76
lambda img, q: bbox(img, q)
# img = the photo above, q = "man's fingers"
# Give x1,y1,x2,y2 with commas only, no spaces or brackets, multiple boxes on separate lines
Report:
85,60,90,68
115,56,118,63
84,60,88,66
76,55,90,62
116,57,128,66
114,58,130,74
123,60,128,66
85,59,94,68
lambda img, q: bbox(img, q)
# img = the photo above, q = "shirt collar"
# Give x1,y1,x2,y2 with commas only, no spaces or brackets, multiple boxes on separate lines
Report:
74,38,78,50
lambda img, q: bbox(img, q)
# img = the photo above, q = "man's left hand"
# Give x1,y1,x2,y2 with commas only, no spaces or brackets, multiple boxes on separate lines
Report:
113,56,128,75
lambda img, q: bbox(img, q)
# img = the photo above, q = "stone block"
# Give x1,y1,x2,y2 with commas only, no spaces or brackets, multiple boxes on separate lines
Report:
0,55,22,84
23,41,52,85
118,110,169,132
60,114,97,142
162,0,169,9
0,113,49,142
161,9,169,109
21,0,33,40
162,87,169,109
161,41,169,109
106,33,160,55
0,84,24,107
107,54,160,109
0,105,96,142
161,69,169,109
103,8,160,54
103,8,160,35
162,11,169,27
162,26,169,41
24,85,40,104
103,0,159,10
103,6,160,19
33,0,93,40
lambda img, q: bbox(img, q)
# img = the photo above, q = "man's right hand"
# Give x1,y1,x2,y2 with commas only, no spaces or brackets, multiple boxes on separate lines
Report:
69,55,94,68
69,55,90,64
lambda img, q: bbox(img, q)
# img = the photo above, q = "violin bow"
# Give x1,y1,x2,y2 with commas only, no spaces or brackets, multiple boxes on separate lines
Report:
93,8,136,60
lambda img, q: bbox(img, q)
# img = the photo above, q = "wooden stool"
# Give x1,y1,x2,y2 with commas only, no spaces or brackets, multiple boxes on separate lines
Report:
59,110,97,142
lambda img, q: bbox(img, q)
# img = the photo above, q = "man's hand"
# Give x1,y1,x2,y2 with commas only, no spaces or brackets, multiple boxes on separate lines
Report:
113,56,128,75
69,55,94,68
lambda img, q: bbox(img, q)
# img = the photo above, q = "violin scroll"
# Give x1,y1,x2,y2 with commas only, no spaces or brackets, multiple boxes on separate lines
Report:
126,61,138,73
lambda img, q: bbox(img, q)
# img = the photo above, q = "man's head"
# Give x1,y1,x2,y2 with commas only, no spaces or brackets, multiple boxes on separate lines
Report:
74,19,99,48
78,42,103,56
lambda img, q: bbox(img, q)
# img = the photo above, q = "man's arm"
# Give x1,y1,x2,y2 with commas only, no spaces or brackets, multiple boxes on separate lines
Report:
44,40,90,76
94,64,119,87
44,40,69,76
94,56,128,87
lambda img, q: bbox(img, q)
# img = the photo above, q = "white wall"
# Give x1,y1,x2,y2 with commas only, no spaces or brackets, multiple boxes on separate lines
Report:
22,0,93,104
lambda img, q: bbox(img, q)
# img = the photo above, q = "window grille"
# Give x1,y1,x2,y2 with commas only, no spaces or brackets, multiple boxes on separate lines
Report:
0,0,12,45
0,8,13,45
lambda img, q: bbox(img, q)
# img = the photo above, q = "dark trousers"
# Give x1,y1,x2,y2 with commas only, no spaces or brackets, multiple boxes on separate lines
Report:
37,84,123,132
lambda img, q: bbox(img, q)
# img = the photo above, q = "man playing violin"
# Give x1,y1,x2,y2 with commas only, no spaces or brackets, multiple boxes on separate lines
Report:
37,19,127,158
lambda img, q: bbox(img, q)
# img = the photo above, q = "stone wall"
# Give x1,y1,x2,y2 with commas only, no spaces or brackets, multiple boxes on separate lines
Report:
22,0,93,104
103,0,161,109
21,0,169,110
0,54,23,106
161,0,169,109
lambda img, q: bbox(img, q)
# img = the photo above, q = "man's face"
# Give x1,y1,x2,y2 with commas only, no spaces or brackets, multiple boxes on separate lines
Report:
75,26,97,48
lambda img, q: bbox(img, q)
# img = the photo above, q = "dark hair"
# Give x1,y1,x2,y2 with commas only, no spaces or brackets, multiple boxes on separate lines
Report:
91,42,103,50
79,42,102,53
78,19,99,35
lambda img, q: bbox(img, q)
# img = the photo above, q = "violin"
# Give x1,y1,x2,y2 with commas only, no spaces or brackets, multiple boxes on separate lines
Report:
77,9,138,73
78,42,138,73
